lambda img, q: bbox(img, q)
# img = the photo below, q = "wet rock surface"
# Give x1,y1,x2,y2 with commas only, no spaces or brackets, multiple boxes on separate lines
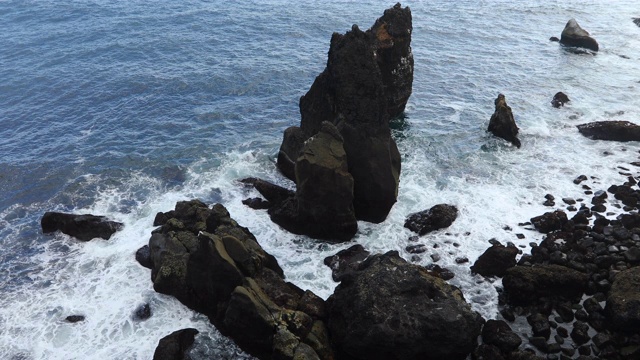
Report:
559,19,599,52
327,251,483,360
41,212,123,241
577,121,640,142
404,203,458,235
488,94,521,148
152,328,198,360
471,242,519,277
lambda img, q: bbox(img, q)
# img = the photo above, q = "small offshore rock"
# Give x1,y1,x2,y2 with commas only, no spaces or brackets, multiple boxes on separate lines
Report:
133,303,152,321
559,19,599,51
573,175,587,184
551,92,570,108
578,121,640,142
488,94,521,148
65,315,85,323
404,204,458,235
41,212,123,241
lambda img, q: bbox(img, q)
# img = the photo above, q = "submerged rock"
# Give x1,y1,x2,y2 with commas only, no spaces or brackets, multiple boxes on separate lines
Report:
327,251,483,360
488,94,521,148
577,121,640,142
559,19,599,52
404,204,458,235
276,3,413,225
152,328,198,360
41,212,123,241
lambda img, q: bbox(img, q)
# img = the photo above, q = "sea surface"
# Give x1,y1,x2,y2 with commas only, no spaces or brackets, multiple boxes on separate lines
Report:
1,1,640,359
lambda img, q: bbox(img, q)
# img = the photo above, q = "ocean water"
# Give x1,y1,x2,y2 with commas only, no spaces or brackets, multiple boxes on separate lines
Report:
1,0,640,359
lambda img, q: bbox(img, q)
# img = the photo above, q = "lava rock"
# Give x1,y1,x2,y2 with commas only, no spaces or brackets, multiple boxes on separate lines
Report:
323,244,370,282
570,321,590,345
41,212,123,241
559,19,599,52
327,251,483,360
503,265,589,304
404,204,458,235
577,121,640,142
528,313,551,339
605,266,640,332
482,319,522,353
471,243,519,277
152,328,198,360
551,92,570,108
488,94,521,148
530,210,568,233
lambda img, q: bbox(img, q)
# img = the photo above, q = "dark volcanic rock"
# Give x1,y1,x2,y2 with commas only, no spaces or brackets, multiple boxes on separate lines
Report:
471,243,518,277
65,315,85,323
41,212,123,241
147,200,328,359
559,19,599,52
136,245,152,269
551,92,570,108
404,204,458,235
577,121,640,142
530,210,568,233
133,303,152,321
488,94,521,148
605,266,640,332
277,4,413,224
503,265,589,304
482,319,522,353
327,251,483,360
152,328,198,360
323,244,370,282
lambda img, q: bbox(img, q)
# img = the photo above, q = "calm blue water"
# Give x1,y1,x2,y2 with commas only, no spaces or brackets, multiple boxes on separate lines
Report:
1,1,640,359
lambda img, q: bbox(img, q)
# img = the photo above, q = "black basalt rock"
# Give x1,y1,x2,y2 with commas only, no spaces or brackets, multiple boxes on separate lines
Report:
559,19,599,52
41,212,123,241
488,94,521,148
551,92,570,108
577,121,640,142
471,243,519,277
404,204,458,235
152,328,198,360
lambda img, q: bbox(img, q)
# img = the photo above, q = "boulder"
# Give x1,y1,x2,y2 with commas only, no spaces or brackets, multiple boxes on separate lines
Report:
65,315,85,323
530,210,568,233
327,251,483,360
41,212,123,241
323,244,370,281
277,4,413,223
136,245,152,269
404,204,458,235
147,200,329,360
559,19,599,52
481,319,522,353
605,266,640,332
133,303,151,321
471,243,518,277
502,265,589,304
577,121,640,142
152,328,198,360
551,92,570,108
488,94,521,148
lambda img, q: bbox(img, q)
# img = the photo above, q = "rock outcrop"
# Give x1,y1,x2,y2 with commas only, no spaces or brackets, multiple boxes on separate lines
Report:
404,204,458,235
276,3,412,224
152,328,198,360
326,251,483,360
41,212,123,241
323,244,370,282
577,121,640,142
488,94,521,148
145,200,331,359
559,19,599,52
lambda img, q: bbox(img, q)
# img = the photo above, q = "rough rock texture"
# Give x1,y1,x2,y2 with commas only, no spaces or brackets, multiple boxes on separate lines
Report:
577,121,640,142
481,320,522,354
530,210,568,233
471,243,519,277
488,94,521,148
605,267,640,332
560,19,599,52
323,244,370,282
502,265,589,304
276,3,412,224
327,251,483,360
145,200,331,360
152,328,198,360
551,92,570,108
404,204,458,235
41,212,123,241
